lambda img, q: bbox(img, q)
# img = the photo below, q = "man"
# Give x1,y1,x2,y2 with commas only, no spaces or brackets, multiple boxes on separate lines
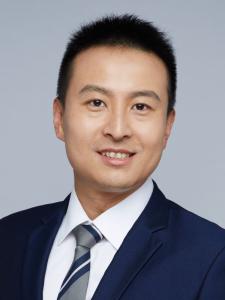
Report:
1,14,225,300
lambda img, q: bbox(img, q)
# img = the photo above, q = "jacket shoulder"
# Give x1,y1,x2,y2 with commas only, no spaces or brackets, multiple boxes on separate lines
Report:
0,196,70,234
167,199,225,247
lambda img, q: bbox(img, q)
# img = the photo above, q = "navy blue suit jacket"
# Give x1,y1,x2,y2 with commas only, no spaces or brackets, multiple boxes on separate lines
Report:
1,181,225,300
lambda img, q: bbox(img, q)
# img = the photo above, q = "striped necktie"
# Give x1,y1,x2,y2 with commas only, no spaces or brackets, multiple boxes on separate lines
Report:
57,223,103,300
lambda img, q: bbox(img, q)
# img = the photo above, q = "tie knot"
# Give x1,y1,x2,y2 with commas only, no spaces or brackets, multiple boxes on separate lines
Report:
73,223,103,249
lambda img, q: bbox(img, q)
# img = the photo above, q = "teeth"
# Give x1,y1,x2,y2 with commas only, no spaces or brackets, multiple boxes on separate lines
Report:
102,152,130,159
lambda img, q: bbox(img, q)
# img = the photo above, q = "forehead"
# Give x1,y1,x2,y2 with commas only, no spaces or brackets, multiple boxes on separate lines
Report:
68,46,169,101
72,45,168,75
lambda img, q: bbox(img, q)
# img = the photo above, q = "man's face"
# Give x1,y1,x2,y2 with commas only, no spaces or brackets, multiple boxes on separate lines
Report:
54,46,175,194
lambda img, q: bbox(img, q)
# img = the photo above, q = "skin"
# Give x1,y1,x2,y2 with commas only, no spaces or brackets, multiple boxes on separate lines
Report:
53,46,175,220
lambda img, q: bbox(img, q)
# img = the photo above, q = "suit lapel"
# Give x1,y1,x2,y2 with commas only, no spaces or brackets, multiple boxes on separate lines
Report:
21,196,70,300
92,181,170,300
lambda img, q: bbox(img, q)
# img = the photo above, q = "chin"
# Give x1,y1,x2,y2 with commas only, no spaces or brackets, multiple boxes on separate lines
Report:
96,177,138,193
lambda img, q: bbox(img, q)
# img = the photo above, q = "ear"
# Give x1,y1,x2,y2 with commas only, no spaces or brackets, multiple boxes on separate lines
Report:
163,109,176,149
53,98,65,142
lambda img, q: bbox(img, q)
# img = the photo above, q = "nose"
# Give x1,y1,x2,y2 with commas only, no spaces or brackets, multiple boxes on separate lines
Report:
102,110,132,141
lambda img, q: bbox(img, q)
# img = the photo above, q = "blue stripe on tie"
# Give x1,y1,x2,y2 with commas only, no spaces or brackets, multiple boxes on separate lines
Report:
82,224,102,242
61,252,90,287
58,262,90,299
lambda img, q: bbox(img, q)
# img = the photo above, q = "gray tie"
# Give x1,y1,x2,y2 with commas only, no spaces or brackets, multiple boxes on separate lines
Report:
57,223,103,300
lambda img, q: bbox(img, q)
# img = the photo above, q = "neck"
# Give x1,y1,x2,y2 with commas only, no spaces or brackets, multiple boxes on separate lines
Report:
74,178,139,220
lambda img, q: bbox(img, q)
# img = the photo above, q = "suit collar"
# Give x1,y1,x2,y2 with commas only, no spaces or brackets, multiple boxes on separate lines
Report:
92,180,170,300
40,194,70,225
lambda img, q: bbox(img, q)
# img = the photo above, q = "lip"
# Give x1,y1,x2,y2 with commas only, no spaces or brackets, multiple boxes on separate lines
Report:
97,149,136,167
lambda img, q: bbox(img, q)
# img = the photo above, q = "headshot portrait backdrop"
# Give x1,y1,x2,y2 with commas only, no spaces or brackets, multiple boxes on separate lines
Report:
1,0,224,227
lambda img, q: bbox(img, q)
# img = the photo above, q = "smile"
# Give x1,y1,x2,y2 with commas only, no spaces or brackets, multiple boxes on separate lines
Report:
101,152,130,159
97,150,136,167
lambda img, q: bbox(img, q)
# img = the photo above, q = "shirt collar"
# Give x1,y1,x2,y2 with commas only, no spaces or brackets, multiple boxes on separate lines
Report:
57,176,153,250
56,190,91,245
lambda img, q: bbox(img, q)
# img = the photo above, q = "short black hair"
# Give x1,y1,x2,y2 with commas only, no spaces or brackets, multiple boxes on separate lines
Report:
57,14,177,113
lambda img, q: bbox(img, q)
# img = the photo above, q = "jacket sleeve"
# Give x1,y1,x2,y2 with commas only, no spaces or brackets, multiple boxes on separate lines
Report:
198,245,225,299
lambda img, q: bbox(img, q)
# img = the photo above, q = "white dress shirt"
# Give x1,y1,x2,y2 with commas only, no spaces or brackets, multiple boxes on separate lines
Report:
43,176,153,300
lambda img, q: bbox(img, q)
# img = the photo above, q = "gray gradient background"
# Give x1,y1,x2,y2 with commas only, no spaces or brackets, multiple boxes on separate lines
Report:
1,1,224,227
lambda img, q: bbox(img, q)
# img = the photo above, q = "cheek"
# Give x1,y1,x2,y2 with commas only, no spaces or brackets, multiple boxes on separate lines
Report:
63,113,98,157
136,119,166,151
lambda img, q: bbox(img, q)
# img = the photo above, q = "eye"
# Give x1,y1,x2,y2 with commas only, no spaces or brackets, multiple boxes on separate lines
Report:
88,99,105,107
132,103,151,111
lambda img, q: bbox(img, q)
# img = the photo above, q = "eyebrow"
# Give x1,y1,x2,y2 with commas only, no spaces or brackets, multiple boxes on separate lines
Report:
78,84,160,101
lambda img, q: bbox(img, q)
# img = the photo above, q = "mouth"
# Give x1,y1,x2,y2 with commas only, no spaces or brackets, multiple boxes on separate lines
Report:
97,149,136,159
97,149,136,166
